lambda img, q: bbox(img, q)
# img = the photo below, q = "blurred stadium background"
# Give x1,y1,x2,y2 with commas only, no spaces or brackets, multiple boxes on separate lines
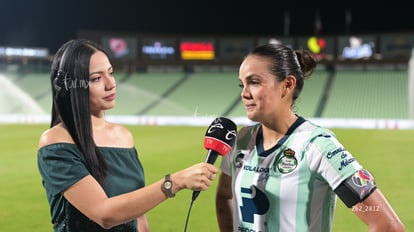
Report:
1,29,414,128
1,7,414,231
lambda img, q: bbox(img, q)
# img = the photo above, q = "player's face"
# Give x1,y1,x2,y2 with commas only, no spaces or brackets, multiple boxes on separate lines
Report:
88,51,116,115
238,55,285,122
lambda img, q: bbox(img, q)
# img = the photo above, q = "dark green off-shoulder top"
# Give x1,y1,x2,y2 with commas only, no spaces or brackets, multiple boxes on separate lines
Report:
38,143,145,232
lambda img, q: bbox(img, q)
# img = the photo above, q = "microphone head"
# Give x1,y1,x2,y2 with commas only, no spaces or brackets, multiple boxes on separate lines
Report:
204,117,237,156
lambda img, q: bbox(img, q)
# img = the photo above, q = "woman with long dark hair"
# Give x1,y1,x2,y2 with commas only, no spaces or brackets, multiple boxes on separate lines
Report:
38,38,217,231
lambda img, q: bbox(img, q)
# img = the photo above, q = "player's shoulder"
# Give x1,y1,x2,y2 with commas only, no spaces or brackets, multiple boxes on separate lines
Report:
305,126,345,154
301,121,336,140
38,124,74,149
238,123,261,136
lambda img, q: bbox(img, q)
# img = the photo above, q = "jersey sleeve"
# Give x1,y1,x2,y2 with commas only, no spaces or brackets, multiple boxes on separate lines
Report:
219,124,258,177
307,132,363,190
219,149,233,176
38,143,90,195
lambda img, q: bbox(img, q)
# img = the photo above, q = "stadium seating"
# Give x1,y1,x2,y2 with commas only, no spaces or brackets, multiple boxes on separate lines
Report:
0,68,409,119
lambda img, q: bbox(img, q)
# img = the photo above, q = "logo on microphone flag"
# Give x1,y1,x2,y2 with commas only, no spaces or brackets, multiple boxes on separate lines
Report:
204,136,232,156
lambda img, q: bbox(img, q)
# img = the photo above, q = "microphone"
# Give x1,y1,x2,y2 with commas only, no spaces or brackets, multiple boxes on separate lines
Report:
192,117,237,201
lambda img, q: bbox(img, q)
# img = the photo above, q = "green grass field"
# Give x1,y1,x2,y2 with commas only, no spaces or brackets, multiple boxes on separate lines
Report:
0,124,412,231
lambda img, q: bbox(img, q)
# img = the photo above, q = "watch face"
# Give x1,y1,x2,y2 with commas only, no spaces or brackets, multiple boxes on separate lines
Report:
164,181,172,189
162,174,175,198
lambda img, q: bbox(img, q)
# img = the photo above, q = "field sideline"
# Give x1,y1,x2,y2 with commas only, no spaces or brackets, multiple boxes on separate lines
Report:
0,124,412,231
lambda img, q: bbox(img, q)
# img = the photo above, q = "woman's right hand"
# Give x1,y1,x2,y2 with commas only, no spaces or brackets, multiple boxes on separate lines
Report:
171,162,218,193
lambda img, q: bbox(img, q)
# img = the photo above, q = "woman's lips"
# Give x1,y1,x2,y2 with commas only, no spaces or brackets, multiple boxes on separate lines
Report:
244,103,255,111
104,93,116,101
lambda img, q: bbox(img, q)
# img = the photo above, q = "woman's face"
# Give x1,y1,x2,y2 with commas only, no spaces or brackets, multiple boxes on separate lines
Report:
238,55,286,122
88,51,116,115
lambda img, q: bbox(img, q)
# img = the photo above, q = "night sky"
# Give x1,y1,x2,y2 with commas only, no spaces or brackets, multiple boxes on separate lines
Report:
1,2,413,53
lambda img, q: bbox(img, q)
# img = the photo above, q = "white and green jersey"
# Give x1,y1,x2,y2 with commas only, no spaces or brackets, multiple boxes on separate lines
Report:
220,117,362,232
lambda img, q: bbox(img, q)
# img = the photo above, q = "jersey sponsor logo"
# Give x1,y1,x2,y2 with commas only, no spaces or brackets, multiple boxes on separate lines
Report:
240,186,269,225
276,148,298,174
326,147,347,159
326,147,356,171
243,166,270,173
339,157,355,171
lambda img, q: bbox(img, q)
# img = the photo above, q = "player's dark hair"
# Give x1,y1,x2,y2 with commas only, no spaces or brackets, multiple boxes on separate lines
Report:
246,43,317,103
49,38,109,186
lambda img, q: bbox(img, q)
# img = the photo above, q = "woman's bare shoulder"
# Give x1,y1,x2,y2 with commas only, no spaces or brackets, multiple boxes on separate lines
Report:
90,121,135,148
111,122,135,146
38,124,74,149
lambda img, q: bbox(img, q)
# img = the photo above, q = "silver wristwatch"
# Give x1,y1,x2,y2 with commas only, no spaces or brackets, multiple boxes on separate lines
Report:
161,174,175,198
